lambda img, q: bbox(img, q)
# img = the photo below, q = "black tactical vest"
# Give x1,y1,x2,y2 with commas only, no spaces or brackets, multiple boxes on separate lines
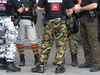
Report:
72,0,78,4
0,0,16,16
45,0,66,18
19,0,33,16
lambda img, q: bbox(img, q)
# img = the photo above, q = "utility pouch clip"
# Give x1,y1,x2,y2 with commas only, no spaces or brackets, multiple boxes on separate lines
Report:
89,10,95,22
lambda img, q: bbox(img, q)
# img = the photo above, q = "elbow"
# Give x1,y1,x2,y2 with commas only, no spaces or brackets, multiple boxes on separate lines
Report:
37,7,41,11
93,3,98,9
18,10,23,13
37,6,43,11
17,6,24,13
37,8,40,11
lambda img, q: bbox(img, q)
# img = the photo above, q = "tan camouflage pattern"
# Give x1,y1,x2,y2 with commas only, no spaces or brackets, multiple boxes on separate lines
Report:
37,18,68,68
68,16,78,54
80,15,100,66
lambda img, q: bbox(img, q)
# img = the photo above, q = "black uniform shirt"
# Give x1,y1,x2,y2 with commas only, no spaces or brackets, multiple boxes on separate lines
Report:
72,0,78,4
10,0,23,9
37,0,74,9
81,0,99,7
81,0,99,15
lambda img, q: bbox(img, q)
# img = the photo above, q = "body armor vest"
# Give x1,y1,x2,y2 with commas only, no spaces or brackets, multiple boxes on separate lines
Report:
0,0,16,16
45,0,66,18
19,0,33,16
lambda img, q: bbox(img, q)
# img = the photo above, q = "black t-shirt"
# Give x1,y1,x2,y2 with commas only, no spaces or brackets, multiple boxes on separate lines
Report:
10,0,23,9
81,0,99,7
72,0,78,4
37,0,74,9
81,0,99,15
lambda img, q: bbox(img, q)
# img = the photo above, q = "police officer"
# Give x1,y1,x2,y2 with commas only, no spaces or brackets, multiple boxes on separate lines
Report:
0,0,24,72
16,0,39,67
31,0,74,74
75,0,100,72
66,0,82,66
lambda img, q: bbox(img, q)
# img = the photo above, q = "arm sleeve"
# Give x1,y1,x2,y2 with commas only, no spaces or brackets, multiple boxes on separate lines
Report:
66,0,74,9
10,0,23,9
37,0,44,8
91,0,99,3
33,0,36,5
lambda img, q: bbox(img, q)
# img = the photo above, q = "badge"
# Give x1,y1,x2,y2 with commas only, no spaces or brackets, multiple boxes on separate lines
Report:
0,4,6,11
51,3,59,11
48,0,62,3
25,7,29,11
0,0,7,3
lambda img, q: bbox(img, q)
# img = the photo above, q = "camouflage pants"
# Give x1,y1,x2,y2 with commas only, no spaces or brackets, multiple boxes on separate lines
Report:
80,15,100,66
0,17,18,62
38,18,67,68
68,16,78,54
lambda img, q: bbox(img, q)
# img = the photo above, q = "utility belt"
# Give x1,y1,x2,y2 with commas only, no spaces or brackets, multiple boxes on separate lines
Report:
20,16,33,21
82,10,97,22
12,15,35,26
42,13,70,26
12,16,34,27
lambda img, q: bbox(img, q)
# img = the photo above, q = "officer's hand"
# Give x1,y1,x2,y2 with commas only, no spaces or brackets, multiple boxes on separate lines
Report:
74,5,81,14
66,9,73,16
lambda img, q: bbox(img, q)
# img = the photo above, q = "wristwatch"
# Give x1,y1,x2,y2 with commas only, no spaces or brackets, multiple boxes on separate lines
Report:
80,7,83,12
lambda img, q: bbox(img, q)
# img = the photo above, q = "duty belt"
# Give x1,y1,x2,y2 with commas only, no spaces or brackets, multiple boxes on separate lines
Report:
20,16,32,20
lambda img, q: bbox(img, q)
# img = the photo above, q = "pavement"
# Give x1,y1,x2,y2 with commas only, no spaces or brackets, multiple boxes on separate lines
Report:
0,39,100,75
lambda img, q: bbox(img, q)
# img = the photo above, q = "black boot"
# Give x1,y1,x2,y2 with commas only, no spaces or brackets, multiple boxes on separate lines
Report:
90,65,100,72
71,54,78,66
6,62,21,72
31,65,44,73
34,54,39,65
19,54,25,66
0,58,6,70
78,63,93,68
55,67,65,74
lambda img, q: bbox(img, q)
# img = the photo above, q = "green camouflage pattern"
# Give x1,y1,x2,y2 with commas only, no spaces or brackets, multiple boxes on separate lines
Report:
80,15,100,66
68,16,78,54
37,18,68,68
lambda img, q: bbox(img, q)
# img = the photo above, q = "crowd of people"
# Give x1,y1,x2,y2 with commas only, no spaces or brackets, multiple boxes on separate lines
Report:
0,0,100,74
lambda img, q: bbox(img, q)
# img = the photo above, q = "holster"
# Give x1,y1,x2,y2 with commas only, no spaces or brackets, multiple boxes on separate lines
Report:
42,18,47,26
11,16,20,26
32,12,38,25
42,13,47,26
62,14,70,26
68,14,81,36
